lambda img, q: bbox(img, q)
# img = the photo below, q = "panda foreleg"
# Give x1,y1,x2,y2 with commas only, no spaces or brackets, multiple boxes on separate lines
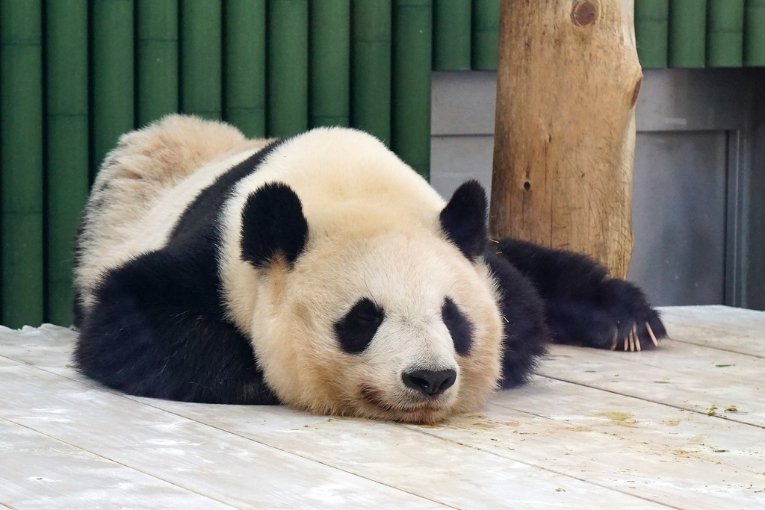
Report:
490,237,667,352
74,251,278,405
483,250,549,388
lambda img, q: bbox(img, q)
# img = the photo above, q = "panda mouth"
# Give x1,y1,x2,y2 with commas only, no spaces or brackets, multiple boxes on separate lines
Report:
359,385,445,415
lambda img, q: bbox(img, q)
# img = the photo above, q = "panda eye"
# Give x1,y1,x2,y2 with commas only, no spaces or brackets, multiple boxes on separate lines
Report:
442,297,473,356
334,298,385,354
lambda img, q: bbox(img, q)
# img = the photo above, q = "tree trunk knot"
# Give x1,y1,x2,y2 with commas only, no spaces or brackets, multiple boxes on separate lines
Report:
572,1,598,27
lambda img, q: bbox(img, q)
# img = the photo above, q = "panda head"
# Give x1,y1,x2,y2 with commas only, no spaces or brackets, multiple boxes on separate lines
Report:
231,180,503,424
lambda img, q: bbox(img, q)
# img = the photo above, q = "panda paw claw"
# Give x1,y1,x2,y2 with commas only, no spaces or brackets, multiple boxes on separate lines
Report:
610,321,664,352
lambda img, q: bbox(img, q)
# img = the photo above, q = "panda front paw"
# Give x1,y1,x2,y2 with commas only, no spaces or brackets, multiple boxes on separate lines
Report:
600,278,667,352
545,278,668,352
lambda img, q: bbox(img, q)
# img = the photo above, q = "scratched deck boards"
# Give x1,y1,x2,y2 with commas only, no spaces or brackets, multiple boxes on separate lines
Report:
0,306,763,509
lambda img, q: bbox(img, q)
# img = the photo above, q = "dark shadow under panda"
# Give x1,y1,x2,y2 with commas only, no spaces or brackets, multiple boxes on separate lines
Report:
73,115,666,424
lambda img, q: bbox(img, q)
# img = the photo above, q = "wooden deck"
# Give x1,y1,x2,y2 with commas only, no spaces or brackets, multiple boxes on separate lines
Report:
0,305,763,509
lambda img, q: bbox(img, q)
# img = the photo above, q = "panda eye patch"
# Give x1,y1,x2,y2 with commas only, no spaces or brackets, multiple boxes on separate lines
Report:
442,297,473,356
334,298,385,354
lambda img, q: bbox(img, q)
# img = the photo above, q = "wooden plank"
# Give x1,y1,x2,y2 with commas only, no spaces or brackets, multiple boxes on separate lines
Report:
0,418,235,509
0,361,445,509
414,392,765,508
537,342,765,427
493,377,764,474
0,325,75,369
659,305,765,357
147,400,668,508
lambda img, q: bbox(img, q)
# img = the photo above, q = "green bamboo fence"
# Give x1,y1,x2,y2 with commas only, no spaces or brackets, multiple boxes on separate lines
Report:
1,0,763,327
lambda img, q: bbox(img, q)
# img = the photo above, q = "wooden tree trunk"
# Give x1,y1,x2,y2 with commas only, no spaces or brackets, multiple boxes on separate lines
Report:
490,0,643,279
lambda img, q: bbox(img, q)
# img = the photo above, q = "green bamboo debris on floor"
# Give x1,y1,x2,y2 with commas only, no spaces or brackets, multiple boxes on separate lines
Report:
180,0,222,120
0,0,44,328
45,0,90,326
225,0,267,137
392,0,432,178
310,0,351,128
137,0,179,126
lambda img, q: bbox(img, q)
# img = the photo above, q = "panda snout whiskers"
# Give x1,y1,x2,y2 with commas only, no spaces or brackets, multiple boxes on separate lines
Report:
402,368,456,396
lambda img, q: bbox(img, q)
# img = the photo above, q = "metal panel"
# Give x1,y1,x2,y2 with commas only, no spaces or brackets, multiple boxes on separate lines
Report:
430,135,494,198
629,131,728,305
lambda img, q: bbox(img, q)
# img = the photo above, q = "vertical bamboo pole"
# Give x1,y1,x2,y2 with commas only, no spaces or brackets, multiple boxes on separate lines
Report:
433,0,471,70
490,0,642,279
137,0,179,125
351,0,392,144
180,0,222,120
472,0,500,69
266,0,309,137
225,0,267,137
706,0,744,68
668,0,707,68
1,0,44,326
92,0,135,174
635,0,669,68
392,0,432,178
745,0,765,66
46,0,90,325
309,0,351,128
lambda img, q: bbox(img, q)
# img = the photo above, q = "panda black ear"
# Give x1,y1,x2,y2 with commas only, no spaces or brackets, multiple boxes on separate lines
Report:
439,180,488,261
241,183,308,268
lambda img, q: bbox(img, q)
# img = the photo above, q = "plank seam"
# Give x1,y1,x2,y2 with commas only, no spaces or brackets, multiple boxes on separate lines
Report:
536,373,765,431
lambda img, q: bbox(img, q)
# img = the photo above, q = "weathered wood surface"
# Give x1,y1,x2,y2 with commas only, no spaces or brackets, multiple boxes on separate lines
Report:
0,306,764,509
490,0,643,278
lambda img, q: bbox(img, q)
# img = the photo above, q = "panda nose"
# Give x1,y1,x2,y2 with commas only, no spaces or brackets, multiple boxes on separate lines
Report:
402,369,457,396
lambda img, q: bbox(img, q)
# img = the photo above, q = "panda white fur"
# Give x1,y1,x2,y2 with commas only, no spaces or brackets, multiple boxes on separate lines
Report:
74,115,666,424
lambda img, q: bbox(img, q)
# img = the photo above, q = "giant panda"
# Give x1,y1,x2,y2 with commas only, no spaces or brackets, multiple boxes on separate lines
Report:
73,115,666,424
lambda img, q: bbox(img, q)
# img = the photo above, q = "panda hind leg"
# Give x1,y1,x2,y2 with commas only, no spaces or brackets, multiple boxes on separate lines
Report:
75,251,278,404
491,237,667,352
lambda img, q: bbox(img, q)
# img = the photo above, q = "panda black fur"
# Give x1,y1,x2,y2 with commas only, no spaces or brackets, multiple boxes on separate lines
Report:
73,115,666,424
